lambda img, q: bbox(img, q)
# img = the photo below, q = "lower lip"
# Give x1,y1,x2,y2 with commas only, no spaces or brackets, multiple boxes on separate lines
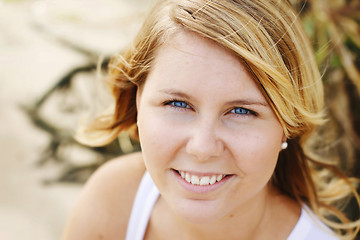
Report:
172,170,232,194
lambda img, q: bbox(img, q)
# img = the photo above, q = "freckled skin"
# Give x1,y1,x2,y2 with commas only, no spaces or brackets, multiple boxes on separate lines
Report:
62,30,300,240
137,29,287,230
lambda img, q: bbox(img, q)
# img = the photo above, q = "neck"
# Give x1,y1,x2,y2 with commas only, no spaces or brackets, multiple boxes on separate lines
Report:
150,185,277,240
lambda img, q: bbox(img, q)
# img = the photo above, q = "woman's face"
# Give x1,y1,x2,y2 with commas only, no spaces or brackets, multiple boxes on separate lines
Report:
137,31,286,224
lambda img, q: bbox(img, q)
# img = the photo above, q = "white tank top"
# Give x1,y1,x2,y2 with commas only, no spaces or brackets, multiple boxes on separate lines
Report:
125,172,339,240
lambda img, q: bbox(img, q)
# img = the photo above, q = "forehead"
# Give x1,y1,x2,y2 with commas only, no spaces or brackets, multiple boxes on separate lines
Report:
155,30,245,71
150,31,253,79
142,30,265,101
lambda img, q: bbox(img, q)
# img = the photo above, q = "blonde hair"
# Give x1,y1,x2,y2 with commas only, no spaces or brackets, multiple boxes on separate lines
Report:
76,0,360,238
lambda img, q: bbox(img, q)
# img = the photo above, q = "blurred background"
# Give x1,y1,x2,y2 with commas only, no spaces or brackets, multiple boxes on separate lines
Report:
0,0,150,239
0,0,359,239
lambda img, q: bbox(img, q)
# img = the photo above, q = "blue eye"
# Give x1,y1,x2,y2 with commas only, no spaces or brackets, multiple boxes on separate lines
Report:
231,107,251,115
166,100,191,109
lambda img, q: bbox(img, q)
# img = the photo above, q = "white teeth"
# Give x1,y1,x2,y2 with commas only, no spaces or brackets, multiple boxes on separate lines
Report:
191,175,200,185
178,171,226,186
200,176,210,186
210,175,217,185
185,172,191,183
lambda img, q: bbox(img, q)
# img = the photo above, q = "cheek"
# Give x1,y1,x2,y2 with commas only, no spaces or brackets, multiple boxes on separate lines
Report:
230,126,282,177
138,113,185,164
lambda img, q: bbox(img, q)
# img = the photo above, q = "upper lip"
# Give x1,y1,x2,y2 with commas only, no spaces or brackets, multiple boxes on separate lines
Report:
173,169,231,176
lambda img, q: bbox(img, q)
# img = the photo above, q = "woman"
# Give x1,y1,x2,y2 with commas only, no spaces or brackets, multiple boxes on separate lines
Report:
62,0,360,239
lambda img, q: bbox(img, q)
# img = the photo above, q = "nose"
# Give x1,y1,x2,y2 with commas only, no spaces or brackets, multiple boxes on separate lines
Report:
185,120,224,162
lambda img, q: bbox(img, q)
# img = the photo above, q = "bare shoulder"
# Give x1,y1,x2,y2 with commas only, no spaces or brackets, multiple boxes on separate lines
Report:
62,152,145,240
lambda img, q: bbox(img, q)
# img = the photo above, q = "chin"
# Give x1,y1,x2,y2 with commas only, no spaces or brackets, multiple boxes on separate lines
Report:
171,197,226,224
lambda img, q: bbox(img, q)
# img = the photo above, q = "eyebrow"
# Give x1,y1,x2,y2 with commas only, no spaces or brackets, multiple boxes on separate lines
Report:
159,89,192,100
158,89,269,107
226,99,269,107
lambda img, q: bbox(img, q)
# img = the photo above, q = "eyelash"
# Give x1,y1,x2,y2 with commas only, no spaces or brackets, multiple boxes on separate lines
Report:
164,99,192,110
164,99,257,116
229,107,257,116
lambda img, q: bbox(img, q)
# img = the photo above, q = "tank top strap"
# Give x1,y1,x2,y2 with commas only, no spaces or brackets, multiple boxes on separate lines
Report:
125,171,160,240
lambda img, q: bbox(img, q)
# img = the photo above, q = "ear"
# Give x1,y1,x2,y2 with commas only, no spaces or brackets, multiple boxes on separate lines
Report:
136,85,141,111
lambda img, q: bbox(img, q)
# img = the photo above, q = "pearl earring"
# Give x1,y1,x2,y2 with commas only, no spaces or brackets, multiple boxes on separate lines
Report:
281,141,288,150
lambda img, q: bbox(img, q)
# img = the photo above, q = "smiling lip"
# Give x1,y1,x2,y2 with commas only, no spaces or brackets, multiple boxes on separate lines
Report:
172,169,232,194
